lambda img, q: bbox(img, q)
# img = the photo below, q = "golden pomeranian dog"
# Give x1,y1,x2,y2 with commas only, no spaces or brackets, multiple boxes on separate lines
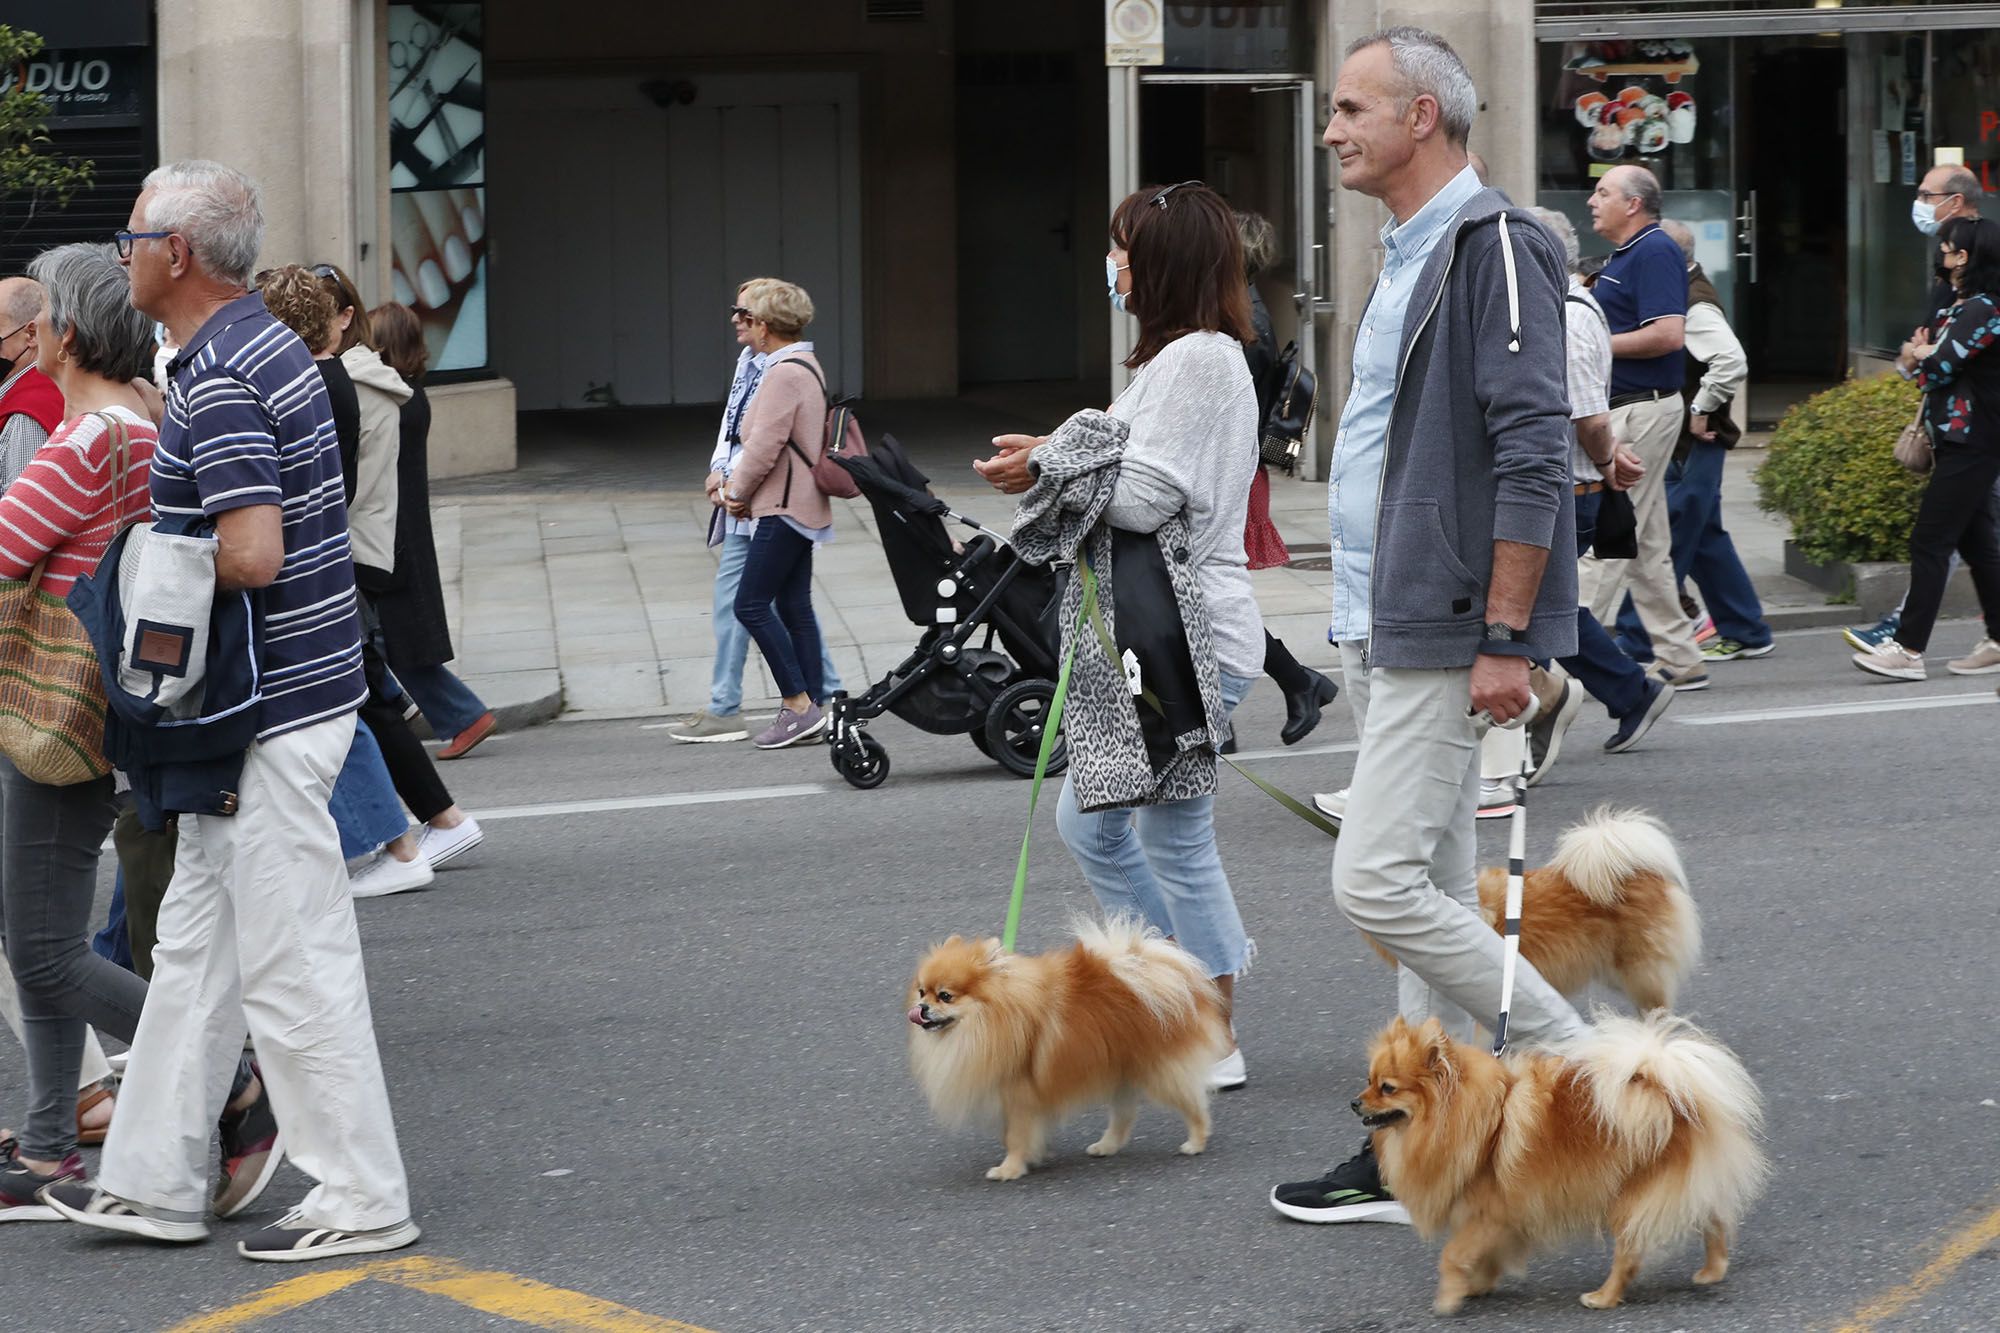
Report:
906,919,1231,1181
1367,808,1701,1012
1355,1013,1768,1314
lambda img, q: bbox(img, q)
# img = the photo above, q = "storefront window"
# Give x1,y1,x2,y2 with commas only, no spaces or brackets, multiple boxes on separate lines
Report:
1537,39,1736,317
387,3,488,375
1161,1,1310,73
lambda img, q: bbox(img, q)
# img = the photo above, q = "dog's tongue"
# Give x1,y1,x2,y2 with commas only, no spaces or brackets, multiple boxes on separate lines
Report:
907,1005,927,1026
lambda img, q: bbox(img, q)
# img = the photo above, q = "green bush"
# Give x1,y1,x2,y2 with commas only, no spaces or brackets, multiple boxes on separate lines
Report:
1755,372,1927,566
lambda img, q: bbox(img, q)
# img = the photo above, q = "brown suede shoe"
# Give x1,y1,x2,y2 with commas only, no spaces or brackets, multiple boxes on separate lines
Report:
437,710,497,760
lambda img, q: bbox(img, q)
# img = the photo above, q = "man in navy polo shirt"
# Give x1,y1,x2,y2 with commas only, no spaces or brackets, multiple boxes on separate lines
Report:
47,161,420,1263
1577,164,1706,690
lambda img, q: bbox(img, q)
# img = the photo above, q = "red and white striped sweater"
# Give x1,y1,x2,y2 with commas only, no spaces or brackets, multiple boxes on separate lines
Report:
0,407,158,598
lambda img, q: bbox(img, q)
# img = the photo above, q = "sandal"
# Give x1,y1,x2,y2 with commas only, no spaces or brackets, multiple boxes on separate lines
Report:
76,1085,116,1147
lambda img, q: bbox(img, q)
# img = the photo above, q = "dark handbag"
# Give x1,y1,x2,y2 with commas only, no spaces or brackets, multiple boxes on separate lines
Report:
1106,529,1205,775
1592,488,1639,560
1258,341,1316,475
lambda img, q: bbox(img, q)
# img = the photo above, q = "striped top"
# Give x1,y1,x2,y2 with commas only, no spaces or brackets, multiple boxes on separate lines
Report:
153,293,366,739
0,407,157,597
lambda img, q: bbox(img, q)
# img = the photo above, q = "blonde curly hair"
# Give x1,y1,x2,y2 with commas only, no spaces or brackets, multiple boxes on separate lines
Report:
738,277,814,339
257,264,339,354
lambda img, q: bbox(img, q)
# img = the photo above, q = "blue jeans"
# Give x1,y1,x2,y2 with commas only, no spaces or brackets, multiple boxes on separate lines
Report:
1616,440,1770,651
91,873,134,970
330,719,410,859
1054,671,1258,979
734,521,826,704
711,529,842,713
397,663,488,742
1560,492,1650,721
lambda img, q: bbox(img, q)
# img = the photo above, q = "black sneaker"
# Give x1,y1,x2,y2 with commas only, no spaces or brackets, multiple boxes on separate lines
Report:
1604,675,1674,754
214,1071,285,1219
237,1208,420,1262
1268,1140,1412,1224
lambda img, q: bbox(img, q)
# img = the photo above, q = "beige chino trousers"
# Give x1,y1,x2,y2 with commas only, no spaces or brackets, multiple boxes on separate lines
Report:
1577,394,1702,675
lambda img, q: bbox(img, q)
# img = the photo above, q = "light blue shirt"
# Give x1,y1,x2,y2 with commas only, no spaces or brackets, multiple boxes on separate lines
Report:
1327,165,1483,641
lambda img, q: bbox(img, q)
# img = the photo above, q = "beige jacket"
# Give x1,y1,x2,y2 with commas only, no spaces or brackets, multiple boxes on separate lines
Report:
341,344,412,576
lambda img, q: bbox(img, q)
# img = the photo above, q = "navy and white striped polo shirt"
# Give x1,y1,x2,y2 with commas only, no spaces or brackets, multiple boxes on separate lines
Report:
154,292,366,740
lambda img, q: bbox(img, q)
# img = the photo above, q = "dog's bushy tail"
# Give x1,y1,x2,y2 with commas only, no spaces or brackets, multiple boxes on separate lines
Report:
1072,915,1220,1031
1565,1012,1770,1248
1547,808,1687,907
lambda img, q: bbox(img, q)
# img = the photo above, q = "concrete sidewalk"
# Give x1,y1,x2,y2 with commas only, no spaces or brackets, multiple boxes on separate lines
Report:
432,401,1882,724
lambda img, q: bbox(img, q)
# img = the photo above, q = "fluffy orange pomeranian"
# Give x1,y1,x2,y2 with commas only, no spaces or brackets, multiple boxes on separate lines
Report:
1356,1013,1768,1314
1369,808,1701,1012
906,919,1231,1181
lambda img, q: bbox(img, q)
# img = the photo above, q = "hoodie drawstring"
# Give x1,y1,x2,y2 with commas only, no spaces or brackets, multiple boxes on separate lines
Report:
1496,212,1522,354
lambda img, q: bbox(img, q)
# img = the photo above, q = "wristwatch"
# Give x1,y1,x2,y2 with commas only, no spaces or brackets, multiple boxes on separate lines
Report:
1478,621,1533,657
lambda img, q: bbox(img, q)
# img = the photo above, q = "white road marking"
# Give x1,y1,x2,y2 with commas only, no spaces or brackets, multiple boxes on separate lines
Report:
1677,691,1996,725
476,783,831,821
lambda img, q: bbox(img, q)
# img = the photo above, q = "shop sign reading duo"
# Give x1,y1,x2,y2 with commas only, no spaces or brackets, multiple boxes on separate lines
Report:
1,49,145,122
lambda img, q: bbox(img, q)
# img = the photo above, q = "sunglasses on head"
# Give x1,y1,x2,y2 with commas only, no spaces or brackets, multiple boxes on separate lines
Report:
1150,180,1206,209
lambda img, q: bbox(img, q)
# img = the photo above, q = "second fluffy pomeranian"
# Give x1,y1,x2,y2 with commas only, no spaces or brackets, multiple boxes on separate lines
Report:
906,919,1230,1181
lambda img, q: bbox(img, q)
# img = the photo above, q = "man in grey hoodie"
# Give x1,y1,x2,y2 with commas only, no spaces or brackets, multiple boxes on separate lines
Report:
1269,27,1587,1228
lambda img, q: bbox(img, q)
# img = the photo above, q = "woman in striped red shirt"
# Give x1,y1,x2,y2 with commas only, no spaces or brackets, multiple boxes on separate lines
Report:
0,243,164,1210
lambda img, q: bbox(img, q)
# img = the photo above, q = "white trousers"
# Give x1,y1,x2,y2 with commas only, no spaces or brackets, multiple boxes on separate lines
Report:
0,952,112,1089
1577,395,1702,674
1331,644,1585,1048
99,712,412,1230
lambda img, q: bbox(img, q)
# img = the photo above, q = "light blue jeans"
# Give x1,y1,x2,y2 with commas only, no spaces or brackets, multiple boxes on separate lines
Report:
1054,671,1257,979
398,662,489,742
329,719,410,860
710,529,843,714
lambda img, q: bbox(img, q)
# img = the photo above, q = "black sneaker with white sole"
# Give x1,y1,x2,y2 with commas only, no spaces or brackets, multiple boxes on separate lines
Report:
1268,1139,1411,1225
41,1182,210,1242
237,1208,422,1262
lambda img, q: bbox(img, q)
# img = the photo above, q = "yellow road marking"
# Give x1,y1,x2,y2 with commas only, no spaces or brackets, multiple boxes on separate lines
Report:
1833,1202,2000,1332
163,1267,378,1332
162,1257,718,1333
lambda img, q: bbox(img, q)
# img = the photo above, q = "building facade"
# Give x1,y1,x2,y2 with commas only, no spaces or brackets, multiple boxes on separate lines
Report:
7,2,1992,476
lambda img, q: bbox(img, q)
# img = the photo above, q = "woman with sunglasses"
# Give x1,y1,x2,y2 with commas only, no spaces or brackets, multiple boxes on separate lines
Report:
1854,214,2000,681
977,181,1264,1090
672,284,842,744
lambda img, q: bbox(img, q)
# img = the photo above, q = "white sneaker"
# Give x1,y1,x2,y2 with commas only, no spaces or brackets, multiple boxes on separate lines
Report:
348,852,435,899
1208,1047,1247,1091
1311,788,1348,823
1477,779,1518,819
106,1050,130,1074
417,816,483,868
1852,641,1926,682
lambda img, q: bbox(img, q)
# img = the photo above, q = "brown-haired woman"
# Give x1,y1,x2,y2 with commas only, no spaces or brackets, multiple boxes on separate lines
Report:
976,181,1264,1090
364,301,497,760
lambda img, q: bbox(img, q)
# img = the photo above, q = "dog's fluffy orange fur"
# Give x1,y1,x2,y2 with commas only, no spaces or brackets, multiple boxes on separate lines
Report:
1356,1013,1768,1313
906,919,1231,1181
1369,808,1701,1012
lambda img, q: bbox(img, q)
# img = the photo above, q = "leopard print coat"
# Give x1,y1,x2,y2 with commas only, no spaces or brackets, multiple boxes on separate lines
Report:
1010,408,1223,811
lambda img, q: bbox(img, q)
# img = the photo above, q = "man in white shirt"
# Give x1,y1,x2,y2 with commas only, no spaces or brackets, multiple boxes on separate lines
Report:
1610,219,1772,664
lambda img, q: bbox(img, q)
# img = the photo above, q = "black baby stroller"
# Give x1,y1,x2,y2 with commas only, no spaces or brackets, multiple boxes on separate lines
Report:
824,434,1067,790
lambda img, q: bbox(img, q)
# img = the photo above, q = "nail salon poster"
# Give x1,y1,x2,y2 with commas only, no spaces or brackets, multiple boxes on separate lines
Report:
388,3,487,373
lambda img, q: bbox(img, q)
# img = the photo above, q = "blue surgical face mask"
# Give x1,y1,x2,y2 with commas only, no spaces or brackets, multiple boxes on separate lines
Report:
1912,198,1942,236
1105,254,1130,312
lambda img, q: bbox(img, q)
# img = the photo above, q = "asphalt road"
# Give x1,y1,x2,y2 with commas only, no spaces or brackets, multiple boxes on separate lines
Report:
4,621,1998,1332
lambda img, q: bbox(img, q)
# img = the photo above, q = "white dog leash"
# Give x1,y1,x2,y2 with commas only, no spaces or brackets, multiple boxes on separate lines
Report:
1470,692,1539,1056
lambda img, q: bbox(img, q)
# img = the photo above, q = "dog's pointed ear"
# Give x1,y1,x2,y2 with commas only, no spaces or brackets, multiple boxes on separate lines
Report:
981,937,1004,961
1417,1017,1450,1063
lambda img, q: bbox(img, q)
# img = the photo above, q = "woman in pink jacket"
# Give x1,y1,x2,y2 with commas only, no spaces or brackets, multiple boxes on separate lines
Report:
721,279,835,749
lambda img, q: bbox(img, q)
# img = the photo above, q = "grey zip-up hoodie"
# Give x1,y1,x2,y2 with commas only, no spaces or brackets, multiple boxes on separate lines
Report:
1369,186,1578,668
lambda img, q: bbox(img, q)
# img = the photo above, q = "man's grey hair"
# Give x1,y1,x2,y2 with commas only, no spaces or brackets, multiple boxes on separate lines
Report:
0,276,41,329
1933,165,1981,201
141,160,265,287
1347,26,1476,147
26,243,155,383
1526,206,1580,271
1660,218,1697,263
1609,164,1663,220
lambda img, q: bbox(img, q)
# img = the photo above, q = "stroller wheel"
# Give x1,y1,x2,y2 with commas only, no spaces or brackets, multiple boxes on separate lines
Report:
833,733,891,790
984,679,1068,780
968,727,994,759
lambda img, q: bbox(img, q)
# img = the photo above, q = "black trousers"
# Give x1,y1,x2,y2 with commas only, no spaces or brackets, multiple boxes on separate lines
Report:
1900,445,2000,654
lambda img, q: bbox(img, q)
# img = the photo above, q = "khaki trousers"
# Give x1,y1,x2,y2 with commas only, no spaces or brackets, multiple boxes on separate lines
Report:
1577,395,1702,674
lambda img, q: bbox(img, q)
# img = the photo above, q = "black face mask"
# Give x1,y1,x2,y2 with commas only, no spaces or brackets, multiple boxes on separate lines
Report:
0,356,13,383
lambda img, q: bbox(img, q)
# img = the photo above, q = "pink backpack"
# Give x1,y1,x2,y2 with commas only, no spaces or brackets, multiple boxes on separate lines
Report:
781,359,867,500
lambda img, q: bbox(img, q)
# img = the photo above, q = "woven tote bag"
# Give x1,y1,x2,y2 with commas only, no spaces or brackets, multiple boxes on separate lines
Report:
0,556,112,785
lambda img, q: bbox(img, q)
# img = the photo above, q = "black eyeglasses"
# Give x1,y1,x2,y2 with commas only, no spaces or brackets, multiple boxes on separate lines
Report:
729,305,753,321
0,319,30,343
113,229,173,258
1150,180,1206,209
1917,190,1963,202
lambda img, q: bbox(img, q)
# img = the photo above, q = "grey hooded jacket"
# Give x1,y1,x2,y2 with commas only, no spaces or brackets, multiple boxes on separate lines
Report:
1367,186,1579,668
